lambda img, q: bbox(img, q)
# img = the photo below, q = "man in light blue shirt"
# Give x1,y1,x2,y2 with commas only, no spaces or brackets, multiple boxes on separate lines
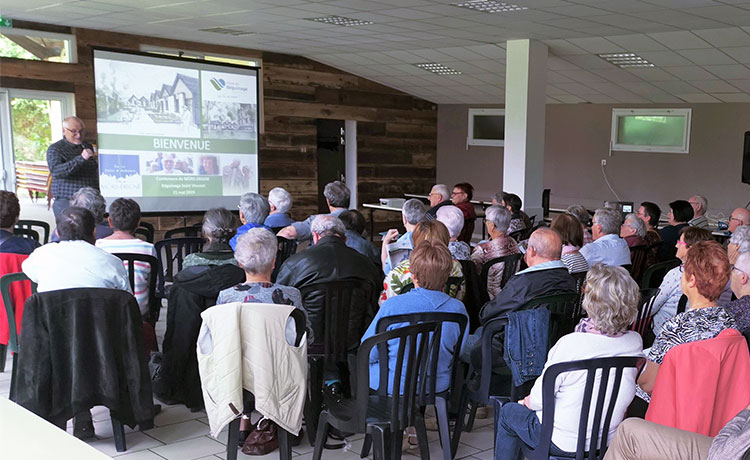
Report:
264,186,294,229
277,181,350,242
580,207,631,267
380,198,426,274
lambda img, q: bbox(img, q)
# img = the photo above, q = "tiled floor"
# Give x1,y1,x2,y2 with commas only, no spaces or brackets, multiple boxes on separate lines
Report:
0,301,497,460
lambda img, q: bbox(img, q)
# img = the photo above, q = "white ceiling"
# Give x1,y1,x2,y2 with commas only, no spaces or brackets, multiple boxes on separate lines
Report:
5,0,750,104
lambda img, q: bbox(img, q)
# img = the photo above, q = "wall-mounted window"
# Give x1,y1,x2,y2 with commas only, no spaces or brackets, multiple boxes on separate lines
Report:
611,108,691,154
468,108,504,147
0,28,76,63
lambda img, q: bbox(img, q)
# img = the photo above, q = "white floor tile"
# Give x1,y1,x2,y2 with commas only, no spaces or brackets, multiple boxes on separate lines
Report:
470,448,495,460
114,450,168,460
150,435,225,460
153,404,206,427
456,425,495,451
146,419,211,444
87,431,164,457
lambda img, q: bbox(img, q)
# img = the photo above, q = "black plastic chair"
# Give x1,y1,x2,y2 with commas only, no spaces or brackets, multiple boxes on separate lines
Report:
479,253,523,305
135,221,155,243
12,227,39,242
164,224,202,239
225,309,307,460
458,260,483,331
571,271,588,322
630,288,660,340
399,276,463,297
676,294,688,315
15,219,50,244
312,321,441,460
300,279,376,445
628,245,649,283
0,272,37,390
154,237,204,299
114,253,161,325
370,312,468,460
517,356,647,460
271,236,297,282
640,259,680,289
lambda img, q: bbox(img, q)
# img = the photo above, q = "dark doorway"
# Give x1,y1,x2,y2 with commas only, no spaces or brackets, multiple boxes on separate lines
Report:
316,119,345,213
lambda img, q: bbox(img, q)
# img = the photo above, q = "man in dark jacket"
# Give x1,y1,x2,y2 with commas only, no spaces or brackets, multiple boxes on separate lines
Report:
276,214,383,347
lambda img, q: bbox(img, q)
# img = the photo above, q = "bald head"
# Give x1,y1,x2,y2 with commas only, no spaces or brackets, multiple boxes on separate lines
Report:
730,208,750,233
526,227,562,265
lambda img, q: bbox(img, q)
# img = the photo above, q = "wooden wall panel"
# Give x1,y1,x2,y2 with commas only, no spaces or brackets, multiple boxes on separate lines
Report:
0,22,437,233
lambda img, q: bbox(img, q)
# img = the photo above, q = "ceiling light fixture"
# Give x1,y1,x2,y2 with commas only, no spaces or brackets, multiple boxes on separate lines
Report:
199,27,254,36
306,15,374,27
415,63,462,75
452,0,528,13
598,52,654,68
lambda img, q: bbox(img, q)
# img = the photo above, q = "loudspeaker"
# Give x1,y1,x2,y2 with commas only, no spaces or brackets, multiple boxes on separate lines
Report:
744,131,750,185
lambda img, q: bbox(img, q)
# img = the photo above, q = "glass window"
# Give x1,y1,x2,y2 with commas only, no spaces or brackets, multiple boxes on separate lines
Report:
0,28,76,63
611,109,691,154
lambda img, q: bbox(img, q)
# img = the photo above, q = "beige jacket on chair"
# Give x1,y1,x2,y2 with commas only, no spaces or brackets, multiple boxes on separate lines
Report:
196,302,307,437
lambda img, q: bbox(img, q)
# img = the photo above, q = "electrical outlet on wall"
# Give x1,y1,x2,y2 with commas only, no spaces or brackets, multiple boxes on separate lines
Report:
601,159,607,166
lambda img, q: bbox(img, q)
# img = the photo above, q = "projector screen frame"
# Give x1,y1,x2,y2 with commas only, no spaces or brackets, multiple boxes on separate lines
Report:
92,46,261,215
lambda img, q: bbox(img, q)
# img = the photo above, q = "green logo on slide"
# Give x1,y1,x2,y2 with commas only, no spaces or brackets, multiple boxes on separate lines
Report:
209,78,226,91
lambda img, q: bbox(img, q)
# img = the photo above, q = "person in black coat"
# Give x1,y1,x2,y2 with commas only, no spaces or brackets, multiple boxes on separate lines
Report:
658,200,693,262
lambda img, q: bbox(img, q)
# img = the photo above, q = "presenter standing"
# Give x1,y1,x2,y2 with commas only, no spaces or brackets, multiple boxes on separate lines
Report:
47,116,99,218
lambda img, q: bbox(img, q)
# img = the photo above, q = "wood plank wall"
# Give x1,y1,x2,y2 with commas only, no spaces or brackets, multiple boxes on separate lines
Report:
0,22,437,237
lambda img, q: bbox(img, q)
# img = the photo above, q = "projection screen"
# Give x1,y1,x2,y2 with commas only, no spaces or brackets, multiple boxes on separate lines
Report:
93,49,259,212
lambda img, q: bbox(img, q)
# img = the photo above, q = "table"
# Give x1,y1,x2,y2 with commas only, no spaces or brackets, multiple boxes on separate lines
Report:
362,203,403,242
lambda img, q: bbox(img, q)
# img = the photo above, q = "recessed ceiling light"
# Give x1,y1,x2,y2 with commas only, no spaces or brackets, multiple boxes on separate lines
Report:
598,52,654,68
199,27,254,36
306,15,374,27
415,63,462,75
453,0,528,13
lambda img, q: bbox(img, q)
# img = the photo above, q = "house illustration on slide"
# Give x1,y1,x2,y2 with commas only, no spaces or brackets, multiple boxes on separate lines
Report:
142,73,200,124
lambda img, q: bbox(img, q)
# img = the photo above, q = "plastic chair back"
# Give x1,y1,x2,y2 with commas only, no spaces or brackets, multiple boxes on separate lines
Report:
479,253,523,304
571,271,588,322
154,237,204,296
113,253,161,324
521,356,647,460
631,288,660,338
628,245,649,282
0,272,37,353
164,224,202,239
14,219,50,244
271,236,297,282
12,227,39,242
458,259,482,330
676,294,688,315
135,221,155,243
640,259,680,289
521,292,580,347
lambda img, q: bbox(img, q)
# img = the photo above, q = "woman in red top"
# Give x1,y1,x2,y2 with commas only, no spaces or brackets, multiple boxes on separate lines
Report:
451,182,476,244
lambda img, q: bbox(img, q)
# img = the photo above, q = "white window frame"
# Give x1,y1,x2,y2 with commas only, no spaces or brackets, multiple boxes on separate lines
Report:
611,108,692,154
1,27,77,63
467,108,505,147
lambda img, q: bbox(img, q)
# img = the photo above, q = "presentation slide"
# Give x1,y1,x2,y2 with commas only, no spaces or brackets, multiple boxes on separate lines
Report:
93,49,259,212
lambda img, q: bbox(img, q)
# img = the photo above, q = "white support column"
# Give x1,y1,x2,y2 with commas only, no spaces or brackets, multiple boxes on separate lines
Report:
345,120,357,208
503,39,547,221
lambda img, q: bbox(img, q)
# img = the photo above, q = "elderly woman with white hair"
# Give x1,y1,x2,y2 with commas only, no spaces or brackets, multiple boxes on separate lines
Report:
728,225,750,265
52,186,113,241
264,187,293,229
471,205,521,300
437,205,471,261
381,198,426,274
620,213,647,248
230,192,271,250
494,264,643,460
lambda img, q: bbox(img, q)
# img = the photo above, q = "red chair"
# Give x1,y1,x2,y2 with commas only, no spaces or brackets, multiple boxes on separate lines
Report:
0,253,35,372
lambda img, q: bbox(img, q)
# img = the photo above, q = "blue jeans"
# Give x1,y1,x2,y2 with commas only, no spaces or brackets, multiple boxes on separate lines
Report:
52,198,70,220
494,402,566,460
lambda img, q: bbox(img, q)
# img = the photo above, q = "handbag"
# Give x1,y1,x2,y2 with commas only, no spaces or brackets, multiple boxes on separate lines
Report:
241,417,278,455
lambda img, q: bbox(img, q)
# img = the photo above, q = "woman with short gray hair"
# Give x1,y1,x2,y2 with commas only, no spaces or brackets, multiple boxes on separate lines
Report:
52,186,113,241
729,225,750,265
264,187,293,229
436,205,470,261
620,213,647,248
470,205,521,300
323,180,350,208
183,208,238,268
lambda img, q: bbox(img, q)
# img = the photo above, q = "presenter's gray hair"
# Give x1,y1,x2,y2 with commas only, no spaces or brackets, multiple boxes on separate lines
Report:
623,213,646,238
311,214,346,239
436,205,464,238
323,181,350,208
268,187,292,213
594,208,622,235
485,205,512,234
71,186,106,222
239,192,270,224
402,198,426,225
235,228,277,274
730,226,750,254
431,184,450,202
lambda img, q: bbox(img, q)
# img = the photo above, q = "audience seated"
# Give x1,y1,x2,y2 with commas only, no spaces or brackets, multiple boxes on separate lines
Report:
437,205,471,261
229,192,270,250
493,264,642,459
728,225,750,265
380,198,425,274
551,213,589,274
0,191,39,254
727,251,750,335
362,240,468,393
277,180,349,242
498,192,529,235
52,187,113,242
217,227,311,343
580,208,631,267
471,205,521,299
183,208,238,268
638,201,663,267
425,183,452,219
729,207,750,234
621,213,647,248
276,215,382,344
636,241,735,404
381,219,465,303
688,195,710,229
451,182,477,244
263,186,293,229
566,204,593,245
338,209,380,268
96,198,158,316
604,403,750,460
658,200,694,261
650,227,714,335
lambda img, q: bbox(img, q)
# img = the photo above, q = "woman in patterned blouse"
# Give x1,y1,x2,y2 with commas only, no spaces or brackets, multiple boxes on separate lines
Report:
471,205,520,300
637,241,736,403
